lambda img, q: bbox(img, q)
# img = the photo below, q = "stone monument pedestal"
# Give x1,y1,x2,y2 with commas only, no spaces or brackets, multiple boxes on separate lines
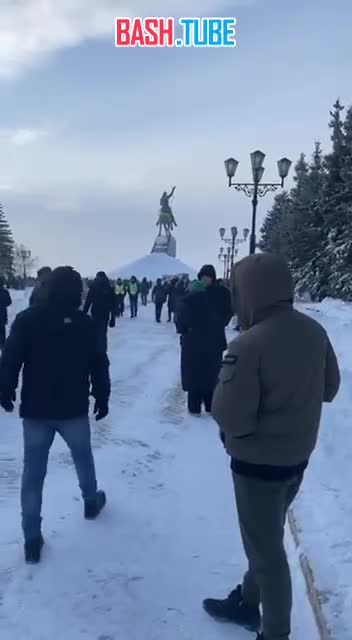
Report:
151,233,176,258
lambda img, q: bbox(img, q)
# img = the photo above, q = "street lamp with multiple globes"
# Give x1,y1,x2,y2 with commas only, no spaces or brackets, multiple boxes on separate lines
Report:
219,226,250,279
218,246,232,281
224,151,292,255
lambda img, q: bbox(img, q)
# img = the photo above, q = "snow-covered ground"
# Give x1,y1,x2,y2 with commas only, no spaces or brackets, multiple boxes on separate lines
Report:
294,299,352,640
0,294,348,639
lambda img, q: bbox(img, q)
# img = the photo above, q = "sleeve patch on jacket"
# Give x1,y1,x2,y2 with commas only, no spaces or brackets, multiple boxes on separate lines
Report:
223,354,238,365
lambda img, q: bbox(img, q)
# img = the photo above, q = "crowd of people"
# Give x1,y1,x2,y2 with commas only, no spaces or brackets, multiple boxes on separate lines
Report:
0,255,342,640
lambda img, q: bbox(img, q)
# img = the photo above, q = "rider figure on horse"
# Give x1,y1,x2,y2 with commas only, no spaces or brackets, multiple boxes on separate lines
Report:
157,186,177,236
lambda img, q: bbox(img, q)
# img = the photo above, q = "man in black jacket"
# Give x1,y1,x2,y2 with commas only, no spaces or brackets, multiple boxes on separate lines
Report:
152,279,167,322
83,271,116,353
0,276,12,350
29,266,52,307
140,277,150,306
0,267,110,564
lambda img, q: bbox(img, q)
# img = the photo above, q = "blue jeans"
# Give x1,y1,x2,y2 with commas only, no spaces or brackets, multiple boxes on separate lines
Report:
130,295,138,317
21,417,97,540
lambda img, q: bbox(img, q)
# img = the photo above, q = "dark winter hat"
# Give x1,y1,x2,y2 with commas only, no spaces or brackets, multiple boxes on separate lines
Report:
47,266,83,311
37,266,52,279
198,264,216,282
96,271,109,280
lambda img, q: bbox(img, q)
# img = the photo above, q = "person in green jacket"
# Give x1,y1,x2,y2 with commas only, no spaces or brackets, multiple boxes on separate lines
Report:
128,277,139,318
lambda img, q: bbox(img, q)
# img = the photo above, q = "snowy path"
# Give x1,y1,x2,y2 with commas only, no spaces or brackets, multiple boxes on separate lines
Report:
0,303,317,640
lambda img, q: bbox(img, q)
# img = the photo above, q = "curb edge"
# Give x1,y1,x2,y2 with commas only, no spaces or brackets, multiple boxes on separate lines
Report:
288,508,332,640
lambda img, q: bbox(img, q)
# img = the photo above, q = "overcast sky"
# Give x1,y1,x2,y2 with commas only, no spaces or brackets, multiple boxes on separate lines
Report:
1,0,352,276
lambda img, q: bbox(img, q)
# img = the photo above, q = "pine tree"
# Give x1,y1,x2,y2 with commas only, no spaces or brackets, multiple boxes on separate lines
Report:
0,203,14,279
324,104,352,299
292,144,328,299
259,98,352,301
259,191,292,256
324,99,345,195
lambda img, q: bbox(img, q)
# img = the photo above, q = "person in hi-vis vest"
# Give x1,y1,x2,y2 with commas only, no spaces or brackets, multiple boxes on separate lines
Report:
115,279,126,317
128,277,139,318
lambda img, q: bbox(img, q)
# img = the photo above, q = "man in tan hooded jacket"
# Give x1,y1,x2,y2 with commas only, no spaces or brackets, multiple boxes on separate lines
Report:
203,253,340,640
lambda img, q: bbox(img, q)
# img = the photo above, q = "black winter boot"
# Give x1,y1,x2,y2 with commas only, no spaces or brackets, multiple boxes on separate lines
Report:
203,585,261,631
24,534,44,564
203,391,213,413
188,393,202,416
84,490,106,520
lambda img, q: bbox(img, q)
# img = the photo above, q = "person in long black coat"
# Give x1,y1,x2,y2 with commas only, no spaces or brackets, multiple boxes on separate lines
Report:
83,272,116,352
176,265,232,415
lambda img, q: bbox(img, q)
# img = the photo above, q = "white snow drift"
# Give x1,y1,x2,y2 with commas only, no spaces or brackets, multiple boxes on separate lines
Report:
110,252,197,281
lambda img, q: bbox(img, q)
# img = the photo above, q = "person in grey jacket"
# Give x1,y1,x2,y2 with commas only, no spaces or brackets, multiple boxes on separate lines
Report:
204,253,340,640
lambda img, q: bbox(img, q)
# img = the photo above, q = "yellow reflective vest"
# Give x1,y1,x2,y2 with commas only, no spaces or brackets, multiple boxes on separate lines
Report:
115,284,125,295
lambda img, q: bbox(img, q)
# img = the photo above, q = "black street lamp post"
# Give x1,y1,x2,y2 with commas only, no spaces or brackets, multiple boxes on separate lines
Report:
219,226,250,279
218,246,232,280
224,152,292,255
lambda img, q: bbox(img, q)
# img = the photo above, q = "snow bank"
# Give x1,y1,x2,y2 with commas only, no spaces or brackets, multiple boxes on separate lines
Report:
295,299,352,639
110,252,197,281
317,297,352,320
8,289,31,323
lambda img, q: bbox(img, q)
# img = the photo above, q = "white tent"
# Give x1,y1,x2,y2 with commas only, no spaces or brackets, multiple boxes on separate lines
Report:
109,252,197,281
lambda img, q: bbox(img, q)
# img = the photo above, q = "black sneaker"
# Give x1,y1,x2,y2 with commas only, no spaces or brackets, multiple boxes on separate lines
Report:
203,585,261,631
84,490,107,520
25,534,44,564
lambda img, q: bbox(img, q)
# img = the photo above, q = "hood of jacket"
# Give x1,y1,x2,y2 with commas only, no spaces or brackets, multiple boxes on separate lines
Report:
231,253,294,329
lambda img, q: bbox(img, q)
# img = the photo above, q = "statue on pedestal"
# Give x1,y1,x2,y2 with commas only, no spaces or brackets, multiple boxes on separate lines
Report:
156,186,177,236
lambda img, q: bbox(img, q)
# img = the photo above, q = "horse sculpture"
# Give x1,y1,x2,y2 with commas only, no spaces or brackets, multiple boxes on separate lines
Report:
156,186,177,236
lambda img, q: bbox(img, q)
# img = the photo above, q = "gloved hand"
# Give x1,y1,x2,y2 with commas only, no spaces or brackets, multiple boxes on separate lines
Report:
0,393,15,413
94,400,109,421
109,317,116,328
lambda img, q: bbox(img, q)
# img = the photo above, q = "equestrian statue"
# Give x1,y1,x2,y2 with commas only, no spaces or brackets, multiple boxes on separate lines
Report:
156,186,177,236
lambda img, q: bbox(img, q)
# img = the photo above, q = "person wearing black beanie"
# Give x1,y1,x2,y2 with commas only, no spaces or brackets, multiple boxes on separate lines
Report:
29,266,52,307
83,271,116,352
0,266,110,564
176,264,233,415
198,264,217,283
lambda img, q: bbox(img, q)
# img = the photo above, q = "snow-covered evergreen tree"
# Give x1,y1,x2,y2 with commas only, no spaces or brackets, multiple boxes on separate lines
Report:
324,103,352,299
259,99,352,301
292,144,329,299
259,191,292,256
